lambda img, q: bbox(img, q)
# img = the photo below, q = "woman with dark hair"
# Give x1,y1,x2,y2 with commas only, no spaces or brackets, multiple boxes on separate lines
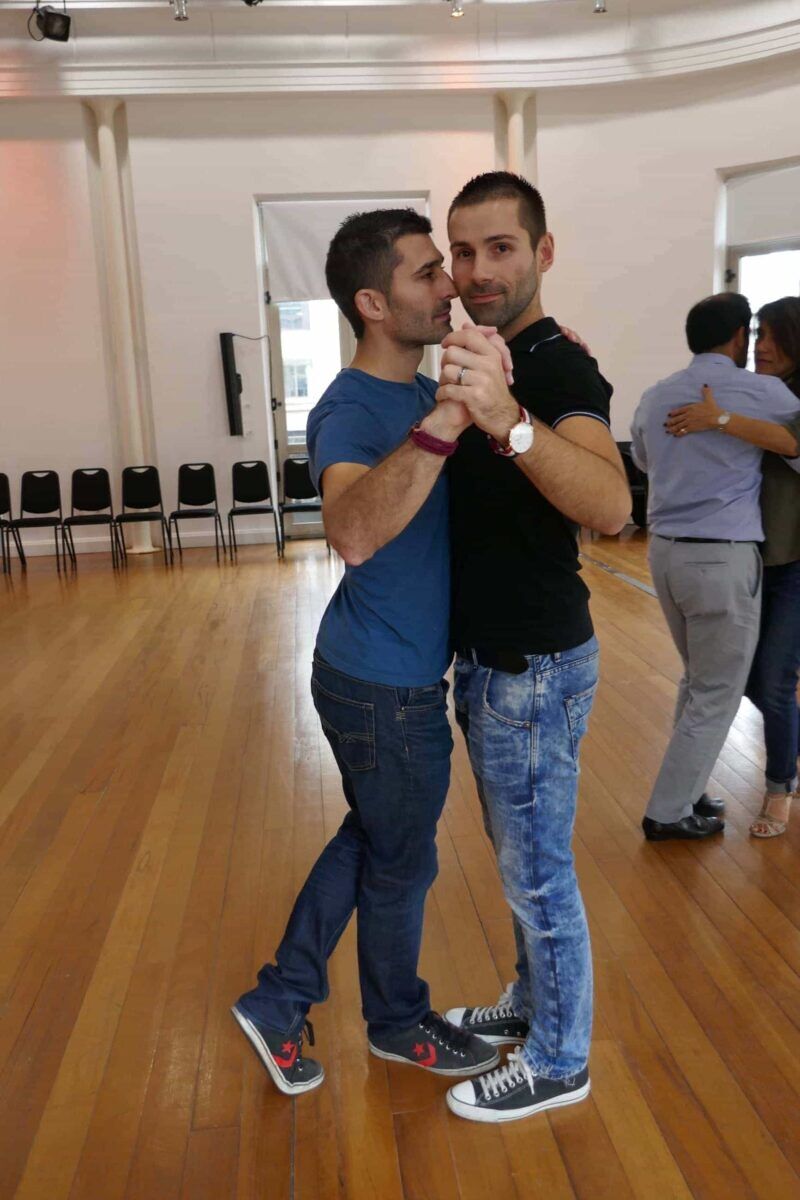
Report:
665,295,800,837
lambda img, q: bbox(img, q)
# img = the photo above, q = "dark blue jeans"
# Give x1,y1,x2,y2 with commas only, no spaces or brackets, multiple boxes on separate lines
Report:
237,655,452,1039
745,559,800,792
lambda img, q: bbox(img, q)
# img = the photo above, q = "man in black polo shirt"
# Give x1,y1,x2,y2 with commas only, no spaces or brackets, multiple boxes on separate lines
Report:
439,172,631,1123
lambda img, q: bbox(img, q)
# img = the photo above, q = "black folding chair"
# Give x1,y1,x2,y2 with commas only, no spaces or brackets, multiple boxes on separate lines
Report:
63,468,123,569
10,471,65,572
279,456,328,559
0,473,26,574
115,465,173,566
169,462,227,563
228,460,282,558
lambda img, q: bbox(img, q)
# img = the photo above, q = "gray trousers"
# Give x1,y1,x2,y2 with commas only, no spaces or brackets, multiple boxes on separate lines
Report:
646,536,762,823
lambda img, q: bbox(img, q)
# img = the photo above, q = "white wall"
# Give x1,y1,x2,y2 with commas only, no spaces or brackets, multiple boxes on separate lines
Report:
125,93,496,539
0,102,114,540
536,52,800,436
3,52,800,554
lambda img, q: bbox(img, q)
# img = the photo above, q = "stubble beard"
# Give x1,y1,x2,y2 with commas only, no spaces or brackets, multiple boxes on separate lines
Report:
463,269,539,335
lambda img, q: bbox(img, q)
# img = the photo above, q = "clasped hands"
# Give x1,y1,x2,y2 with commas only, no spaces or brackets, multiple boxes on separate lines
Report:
432,325,519,444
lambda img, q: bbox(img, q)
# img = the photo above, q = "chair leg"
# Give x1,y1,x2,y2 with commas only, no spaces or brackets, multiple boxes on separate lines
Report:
54,526,61,572
164,518,175,565
217,512,227,559
228,515,237,556
13,528,27,569
64,526,75,568
108,523,118,568
115,522,128,566
172,518,183,561
213,516,220,564
1,529,7,575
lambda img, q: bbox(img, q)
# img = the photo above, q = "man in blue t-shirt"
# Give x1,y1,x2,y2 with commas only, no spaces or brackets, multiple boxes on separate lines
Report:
231,209,499,1094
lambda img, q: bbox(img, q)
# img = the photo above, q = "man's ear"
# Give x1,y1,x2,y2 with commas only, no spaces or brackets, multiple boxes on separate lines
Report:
354,288,387,328
536,232,555,276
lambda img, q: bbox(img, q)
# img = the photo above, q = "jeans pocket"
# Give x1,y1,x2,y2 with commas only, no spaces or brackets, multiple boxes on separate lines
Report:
564,683,597,761
483,669,533,728
311,679,376,771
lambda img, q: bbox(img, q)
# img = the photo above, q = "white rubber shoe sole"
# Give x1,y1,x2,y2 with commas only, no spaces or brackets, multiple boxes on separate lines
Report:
446,1078,590,1123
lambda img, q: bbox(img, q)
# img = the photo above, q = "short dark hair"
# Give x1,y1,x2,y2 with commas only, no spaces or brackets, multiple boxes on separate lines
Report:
447,172,547,250
685,293,752,354
325,208,432,339
757,296,800,378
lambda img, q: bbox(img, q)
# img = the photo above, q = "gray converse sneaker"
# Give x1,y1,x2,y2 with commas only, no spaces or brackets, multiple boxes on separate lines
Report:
231,1004,324,1096
447,1050,590,1123
368,1010,499,1076
445,984,529,1046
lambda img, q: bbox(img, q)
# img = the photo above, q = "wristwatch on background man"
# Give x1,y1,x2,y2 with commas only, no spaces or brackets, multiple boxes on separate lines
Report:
490,404,535,458
716,411,732,429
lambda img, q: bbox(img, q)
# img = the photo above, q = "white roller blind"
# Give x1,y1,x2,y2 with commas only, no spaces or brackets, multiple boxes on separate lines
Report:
727,165,800,248
260,197,428,302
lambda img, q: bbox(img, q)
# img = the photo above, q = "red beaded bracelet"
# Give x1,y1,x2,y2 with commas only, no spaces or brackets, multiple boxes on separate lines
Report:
409,423,459,457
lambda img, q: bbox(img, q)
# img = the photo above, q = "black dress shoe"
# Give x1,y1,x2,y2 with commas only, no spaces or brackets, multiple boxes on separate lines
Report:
642,813,725,841
694,793,725,818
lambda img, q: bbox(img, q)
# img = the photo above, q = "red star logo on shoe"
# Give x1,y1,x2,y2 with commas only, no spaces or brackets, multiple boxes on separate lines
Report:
412,1042,437,1067
273,1041,298,1069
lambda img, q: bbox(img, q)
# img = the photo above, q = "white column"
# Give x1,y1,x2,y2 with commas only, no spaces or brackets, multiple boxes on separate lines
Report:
87,99,155,552
501,91,534,178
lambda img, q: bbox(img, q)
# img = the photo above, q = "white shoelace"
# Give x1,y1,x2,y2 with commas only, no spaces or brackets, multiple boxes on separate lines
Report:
478,1050,536,1101
470,985,517,1025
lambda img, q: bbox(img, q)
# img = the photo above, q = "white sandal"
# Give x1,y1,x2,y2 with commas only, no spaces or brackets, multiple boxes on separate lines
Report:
750,792,793,839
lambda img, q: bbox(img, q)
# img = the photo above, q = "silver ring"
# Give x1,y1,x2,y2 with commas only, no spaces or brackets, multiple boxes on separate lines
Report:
457,366,467,386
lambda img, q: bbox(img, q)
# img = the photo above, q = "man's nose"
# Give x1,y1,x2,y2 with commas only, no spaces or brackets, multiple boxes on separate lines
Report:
440,272,457,301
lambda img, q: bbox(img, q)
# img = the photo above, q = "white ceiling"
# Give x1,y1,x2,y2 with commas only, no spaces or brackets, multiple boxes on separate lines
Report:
1,0,799,98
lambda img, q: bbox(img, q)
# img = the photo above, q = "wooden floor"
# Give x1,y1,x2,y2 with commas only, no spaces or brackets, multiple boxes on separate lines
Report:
1,531,799,1200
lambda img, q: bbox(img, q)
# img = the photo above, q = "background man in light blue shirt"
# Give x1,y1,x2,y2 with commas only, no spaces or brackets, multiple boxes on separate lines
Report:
631,293,800,840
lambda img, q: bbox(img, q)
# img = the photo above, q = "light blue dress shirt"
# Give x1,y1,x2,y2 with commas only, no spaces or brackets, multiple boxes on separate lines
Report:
630,354,800,540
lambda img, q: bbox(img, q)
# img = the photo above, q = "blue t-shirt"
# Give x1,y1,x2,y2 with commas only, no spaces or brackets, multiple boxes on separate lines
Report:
307,368,450,687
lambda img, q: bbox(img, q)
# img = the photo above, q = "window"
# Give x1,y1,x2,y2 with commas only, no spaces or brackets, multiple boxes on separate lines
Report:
729,244,800,367
283,361,310,400
278,302,310,331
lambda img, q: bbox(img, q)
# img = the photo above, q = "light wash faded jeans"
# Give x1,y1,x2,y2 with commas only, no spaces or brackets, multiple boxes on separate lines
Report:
453,636,599,1080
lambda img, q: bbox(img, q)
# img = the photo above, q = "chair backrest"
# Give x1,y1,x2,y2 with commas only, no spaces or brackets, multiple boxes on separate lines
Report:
121,465,163,511
615,441,647,490
232,460,271,506
283,457,319,502
0,472,11,520
71,468,113,515
178,462,217,508
20,470,61,517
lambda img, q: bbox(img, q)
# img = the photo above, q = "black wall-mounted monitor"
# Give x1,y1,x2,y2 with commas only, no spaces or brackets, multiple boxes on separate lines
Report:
220,332,244,436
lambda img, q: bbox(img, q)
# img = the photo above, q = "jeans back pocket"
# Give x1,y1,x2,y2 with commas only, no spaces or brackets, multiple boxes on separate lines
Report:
564,683,597,761
311,679,376,772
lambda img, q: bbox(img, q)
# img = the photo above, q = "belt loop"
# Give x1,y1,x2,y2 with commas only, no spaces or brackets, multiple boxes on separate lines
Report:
471,648,478,666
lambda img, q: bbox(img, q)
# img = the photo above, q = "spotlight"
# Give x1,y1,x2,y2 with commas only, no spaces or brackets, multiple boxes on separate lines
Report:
171,0,188,20
450,0,465,16
242,0,263,5
27,1,71,42
593,1,607,12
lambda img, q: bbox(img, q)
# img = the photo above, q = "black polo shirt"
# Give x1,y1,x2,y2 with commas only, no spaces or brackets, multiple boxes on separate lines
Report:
449,316,613,654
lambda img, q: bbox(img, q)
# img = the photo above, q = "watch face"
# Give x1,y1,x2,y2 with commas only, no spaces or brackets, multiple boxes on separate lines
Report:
509,422,534,454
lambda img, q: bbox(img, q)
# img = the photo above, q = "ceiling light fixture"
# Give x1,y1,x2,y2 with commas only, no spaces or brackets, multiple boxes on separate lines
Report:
450,0,465,17
27,0,71,42
593,1,607,12
243,0,264,6
171,0,188,20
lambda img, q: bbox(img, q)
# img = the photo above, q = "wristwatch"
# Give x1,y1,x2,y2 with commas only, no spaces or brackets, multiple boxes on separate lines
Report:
490,405,535,458
716,411,732,429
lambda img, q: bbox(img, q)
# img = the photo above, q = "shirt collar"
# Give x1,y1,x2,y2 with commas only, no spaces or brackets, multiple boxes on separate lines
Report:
507,316,562,353
690,353,739,370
